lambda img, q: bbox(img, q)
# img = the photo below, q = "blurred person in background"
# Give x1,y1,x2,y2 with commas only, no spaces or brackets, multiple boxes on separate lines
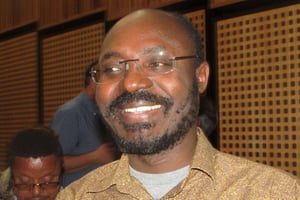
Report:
198,95,217,137
7,126,63,200
51,61,118,187
0,168,13,199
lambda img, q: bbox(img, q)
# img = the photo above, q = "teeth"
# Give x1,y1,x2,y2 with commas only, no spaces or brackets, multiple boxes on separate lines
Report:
125,105,161,113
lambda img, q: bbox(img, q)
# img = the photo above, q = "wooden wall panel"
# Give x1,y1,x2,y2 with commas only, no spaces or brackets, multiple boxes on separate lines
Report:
39,0,65,28
148,0,183,8
39,0,106,29
106,0,183,21
106,0,147,21
0,0,13,31
42,23,105,125
78,0,94,13
217,4,300,176
209,0,246,9
0,0,38,33
184,9,206,60
0,33,39,170
17,0,38,24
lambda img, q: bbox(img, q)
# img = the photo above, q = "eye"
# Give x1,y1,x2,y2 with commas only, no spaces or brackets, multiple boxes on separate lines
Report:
101,64,123,74
145,59,173,73
14,182,31,190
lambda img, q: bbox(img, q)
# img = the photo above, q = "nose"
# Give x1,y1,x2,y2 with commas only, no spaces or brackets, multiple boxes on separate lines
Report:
122,62,153,92
32,184,42,196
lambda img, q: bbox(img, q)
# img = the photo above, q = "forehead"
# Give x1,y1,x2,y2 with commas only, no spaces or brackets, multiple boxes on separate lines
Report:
12,156,61,177
101,10,193,57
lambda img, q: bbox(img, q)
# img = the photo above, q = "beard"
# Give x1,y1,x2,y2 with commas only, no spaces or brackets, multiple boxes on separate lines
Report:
103,77,199,155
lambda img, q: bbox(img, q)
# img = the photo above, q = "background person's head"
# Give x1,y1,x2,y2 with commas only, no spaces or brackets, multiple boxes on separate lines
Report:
198,95,217,136
92,9,209,155
7,126,63,200
84,60,99,102
84,60,99,88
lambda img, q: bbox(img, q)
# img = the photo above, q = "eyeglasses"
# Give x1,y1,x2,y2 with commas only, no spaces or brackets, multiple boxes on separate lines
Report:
90,54,199,84
14,181,60,192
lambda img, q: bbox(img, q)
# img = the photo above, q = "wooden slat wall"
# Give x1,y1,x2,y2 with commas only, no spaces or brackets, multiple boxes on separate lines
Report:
106,0,149,21
106,0,183,21
217,4,300,176
148,0,184,8
0,33,39,170
42,23,105,125
39,0,65,29
209,0,246,8
184,9,206,60
0,0,38,33
0,0,186,31
39,0,106,29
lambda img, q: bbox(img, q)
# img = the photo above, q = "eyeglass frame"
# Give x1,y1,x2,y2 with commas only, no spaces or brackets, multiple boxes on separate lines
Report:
90,55,200,84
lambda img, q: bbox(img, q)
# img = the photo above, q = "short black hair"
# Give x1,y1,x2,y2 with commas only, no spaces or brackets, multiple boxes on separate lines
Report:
7,126,63,168
84,60,98,87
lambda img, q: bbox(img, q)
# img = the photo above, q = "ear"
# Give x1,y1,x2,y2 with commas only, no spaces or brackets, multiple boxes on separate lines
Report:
89,77,97,90
196,61,209,94
85,78,97,101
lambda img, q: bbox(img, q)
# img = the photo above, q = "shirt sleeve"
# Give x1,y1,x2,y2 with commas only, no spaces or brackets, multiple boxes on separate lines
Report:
51,109,80,154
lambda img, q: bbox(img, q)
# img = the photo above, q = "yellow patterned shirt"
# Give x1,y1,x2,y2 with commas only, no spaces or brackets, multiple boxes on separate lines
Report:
56,129,300,200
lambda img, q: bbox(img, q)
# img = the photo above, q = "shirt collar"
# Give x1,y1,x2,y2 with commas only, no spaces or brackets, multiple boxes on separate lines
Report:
190,128,216,182
87,155,149,196
87,127,216,192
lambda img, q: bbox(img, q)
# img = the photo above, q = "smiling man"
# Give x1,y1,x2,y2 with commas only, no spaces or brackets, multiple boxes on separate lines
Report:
56,9,300,199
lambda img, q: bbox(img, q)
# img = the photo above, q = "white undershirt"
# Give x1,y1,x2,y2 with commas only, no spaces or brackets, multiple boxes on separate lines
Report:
129,165,190,199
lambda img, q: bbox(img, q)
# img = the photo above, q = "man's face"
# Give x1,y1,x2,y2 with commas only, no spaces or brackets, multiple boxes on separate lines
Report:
12,155,61,200
96,11,203,154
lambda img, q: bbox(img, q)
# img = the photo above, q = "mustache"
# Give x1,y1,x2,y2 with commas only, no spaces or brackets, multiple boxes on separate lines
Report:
109,91,174,114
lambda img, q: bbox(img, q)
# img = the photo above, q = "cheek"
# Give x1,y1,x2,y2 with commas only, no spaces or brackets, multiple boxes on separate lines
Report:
15,192,28,200
96,84,118,110
157,71,192,98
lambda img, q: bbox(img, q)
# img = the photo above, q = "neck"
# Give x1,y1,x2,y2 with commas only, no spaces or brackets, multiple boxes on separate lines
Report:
83,87,95,102
128,125,198,173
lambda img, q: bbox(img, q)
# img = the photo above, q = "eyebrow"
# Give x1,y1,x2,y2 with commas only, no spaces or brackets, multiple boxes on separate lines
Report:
101,46,167,61
14,172,60,179
102,51,121,60
139,46,167,55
